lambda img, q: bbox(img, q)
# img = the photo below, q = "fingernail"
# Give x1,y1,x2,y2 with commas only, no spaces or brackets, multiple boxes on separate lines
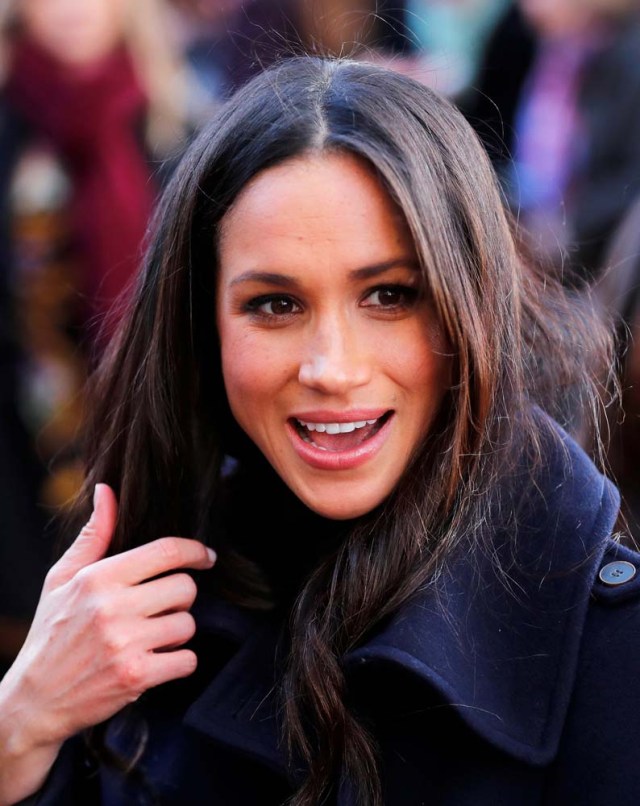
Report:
93,483,107,518
206,548,217,564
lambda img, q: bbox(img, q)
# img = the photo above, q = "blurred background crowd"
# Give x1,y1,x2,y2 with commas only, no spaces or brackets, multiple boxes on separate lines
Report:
2,0,640,672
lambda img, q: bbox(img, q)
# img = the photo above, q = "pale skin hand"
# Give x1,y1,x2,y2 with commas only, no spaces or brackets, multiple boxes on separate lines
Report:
0,483,216,805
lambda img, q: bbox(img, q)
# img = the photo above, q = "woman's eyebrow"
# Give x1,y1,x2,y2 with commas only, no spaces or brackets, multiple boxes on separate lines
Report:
228,271,299,289
228,259,419,289
349,258,420,281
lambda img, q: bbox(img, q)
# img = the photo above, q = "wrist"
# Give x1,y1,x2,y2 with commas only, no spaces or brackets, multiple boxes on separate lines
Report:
0,675,63,805
0,667,61,758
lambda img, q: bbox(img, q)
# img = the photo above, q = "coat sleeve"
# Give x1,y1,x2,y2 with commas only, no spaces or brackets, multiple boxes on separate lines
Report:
25,735,101,806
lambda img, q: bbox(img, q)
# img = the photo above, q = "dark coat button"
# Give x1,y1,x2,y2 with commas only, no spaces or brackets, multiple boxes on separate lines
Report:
598,560,637,585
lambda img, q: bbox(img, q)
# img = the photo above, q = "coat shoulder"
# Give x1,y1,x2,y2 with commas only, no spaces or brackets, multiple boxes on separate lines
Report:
547,537,640,803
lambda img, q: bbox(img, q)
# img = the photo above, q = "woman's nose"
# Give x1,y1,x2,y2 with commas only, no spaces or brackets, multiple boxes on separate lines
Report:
298,317,371,394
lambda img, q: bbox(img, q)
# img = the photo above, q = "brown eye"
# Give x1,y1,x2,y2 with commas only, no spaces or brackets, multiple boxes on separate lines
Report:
362,285,418,309
246,295,301,317
265,297,296,315
376,288,403,306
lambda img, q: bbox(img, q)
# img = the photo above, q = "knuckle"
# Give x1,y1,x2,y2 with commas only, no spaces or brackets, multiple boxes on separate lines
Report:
165,612,196,646
82,587,119,623
78,522,97,541
73,567,102,597
89,604,122,646
187,650,198,671
88,597,108,625
43,563,63,591
179,612,197,640
175,573,198,603
178,650,198,675
114,654,146,692
101,624,126,654
155,537,182,566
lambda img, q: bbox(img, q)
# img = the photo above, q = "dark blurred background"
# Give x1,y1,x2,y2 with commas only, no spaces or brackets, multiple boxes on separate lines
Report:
2,0,640,672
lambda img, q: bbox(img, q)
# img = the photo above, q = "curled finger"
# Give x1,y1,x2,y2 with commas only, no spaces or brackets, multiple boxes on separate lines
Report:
145,648,199,689
127,573,198,618
144,611,197,652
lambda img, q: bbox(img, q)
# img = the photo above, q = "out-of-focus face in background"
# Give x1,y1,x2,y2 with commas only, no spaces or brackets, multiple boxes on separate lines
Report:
169,0,242,27
20,0,127,66
519,0,591,36
519,0,633,36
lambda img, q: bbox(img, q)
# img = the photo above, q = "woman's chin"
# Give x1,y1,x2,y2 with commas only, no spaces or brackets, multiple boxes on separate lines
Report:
292,487,382,521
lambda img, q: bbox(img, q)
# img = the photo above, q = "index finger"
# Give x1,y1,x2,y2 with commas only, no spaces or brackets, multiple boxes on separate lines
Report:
96,537,216,586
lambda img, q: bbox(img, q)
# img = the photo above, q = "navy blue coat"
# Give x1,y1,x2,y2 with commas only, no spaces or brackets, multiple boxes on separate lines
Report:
33,425,640,805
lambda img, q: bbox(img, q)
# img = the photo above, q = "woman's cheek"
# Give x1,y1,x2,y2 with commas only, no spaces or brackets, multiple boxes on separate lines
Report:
221,341,257,404
221,332,290,411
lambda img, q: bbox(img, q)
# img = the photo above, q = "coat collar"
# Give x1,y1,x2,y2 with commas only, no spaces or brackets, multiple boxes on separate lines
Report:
184,422,619,775
344,445,618,765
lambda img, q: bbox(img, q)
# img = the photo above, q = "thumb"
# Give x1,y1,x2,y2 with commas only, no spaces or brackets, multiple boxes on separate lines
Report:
53,483,119,585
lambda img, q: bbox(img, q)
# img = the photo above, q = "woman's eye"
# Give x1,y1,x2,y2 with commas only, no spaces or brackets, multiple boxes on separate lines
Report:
362,285,418,310
246,295,301,317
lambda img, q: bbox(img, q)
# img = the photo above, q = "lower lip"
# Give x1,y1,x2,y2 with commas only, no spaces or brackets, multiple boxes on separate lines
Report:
286,415,394,471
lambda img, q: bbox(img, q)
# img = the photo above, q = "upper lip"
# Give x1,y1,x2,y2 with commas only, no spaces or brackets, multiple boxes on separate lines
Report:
290,409,391,423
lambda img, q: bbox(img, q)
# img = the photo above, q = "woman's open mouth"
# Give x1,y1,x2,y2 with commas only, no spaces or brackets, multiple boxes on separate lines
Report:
287,410,394,470
292,412,393,452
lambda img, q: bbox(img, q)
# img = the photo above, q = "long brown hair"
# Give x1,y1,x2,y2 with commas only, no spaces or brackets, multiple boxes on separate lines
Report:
72,58,613,805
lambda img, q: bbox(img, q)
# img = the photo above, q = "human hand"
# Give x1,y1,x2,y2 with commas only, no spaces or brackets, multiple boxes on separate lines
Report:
0,483,215,804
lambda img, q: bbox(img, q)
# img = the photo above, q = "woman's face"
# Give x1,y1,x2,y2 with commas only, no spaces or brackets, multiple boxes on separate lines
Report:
216,152,451,520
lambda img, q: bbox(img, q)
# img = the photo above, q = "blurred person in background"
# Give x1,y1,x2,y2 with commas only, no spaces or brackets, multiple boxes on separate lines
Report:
219,0,415,95
405,0,510,99
168,0,243,100
0,0,205,669
468,0,640,283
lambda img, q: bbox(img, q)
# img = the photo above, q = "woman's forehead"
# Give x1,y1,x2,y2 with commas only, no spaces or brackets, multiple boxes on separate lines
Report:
219,151,412,234
217,152,417,275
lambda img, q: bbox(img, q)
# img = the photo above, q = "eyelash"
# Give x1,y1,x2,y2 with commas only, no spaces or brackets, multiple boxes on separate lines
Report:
243,284,420,321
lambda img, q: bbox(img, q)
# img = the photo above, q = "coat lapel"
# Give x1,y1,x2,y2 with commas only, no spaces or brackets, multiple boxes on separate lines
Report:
183,599,289,777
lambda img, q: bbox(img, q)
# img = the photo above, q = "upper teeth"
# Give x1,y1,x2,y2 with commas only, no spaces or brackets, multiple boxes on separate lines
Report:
297,419,377,434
